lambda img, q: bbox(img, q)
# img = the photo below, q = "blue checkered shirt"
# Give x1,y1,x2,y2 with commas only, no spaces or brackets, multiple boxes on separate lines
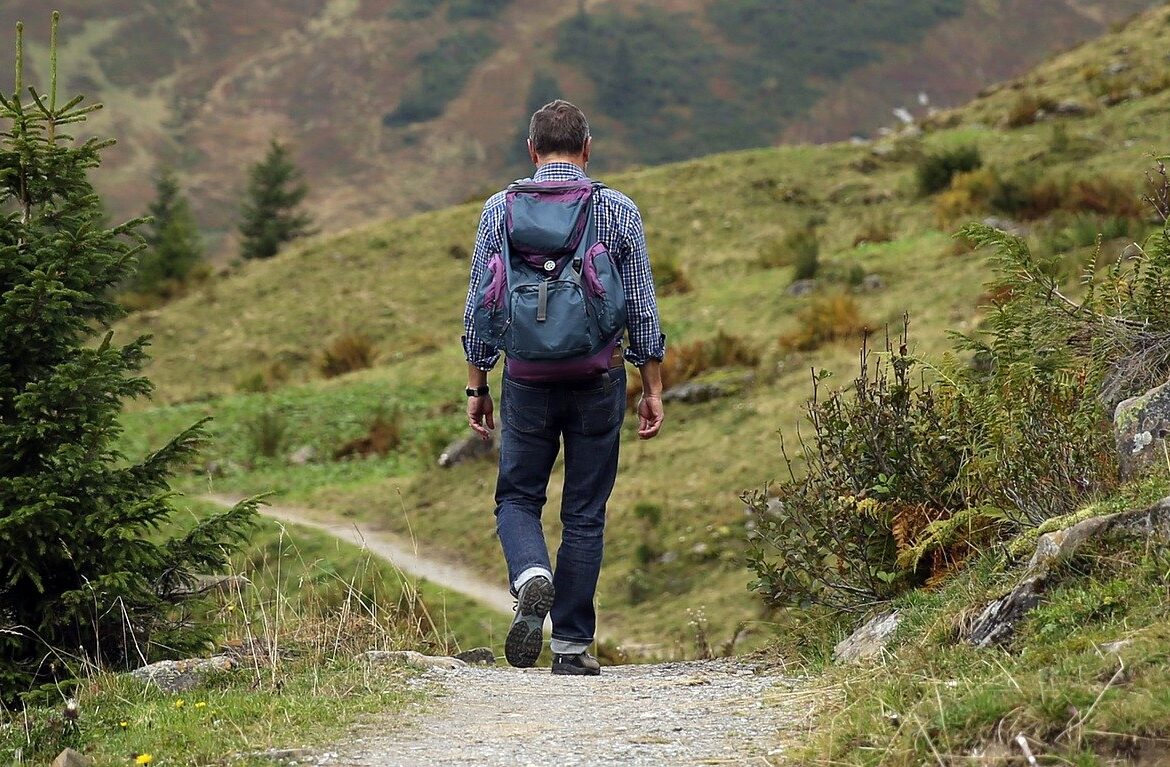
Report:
462,162,666,370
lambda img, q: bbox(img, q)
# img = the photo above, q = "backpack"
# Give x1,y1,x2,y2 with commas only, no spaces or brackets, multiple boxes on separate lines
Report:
472,179,627,381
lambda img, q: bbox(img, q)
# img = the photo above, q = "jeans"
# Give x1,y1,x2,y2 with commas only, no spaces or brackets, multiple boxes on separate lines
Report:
494,366,626,651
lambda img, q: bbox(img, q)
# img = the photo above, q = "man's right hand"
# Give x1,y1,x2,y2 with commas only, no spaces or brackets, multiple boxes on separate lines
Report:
468,395,495,440
637,394,664,440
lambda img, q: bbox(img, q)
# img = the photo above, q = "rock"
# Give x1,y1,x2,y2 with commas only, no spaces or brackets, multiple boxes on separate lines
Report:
1052,100,1089,116
288,445,317,465
438,431,498,468
51,748,92,767
453,647,496,665
130,655,235,693
662,381,731,405
362,650,467,671
1115,381,1170,481
982,216,1027,237
833,609,900,663
965,497,1170,646
1099,638,1133,654
786,279,817,297
860,274,884,292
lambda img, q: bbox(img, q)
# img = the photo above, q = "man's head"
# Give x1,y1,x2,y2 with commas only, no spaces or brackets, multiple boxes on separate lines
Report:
527,99,591,167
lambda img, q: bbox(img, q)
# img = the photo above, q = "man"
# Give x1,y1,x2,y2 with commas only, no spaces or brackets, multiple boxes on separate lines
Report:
461,99,665,676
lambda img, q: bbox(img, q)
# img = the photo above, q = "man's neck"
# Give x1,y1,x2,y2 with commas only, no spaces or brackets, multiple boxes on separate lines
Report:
536,155,586,170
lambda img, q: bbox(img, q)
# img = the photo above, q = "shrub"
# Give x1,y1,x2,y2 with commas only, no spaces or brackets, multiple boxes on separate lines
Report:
779,293,869,351
852,213,896,247
319,332,377,378
628,331,760,406
916,145,982,196
757,227,819,278
334,407,404,460
244,406,289,461
235,361,290,394
651,253,692,295
1005,92,1056,128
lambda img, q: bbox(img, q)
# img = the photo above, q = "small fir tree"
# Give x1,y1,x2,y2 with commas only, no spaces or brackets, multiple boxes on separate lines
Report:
238,139,313,260
133,167,203,296
0,14,257,705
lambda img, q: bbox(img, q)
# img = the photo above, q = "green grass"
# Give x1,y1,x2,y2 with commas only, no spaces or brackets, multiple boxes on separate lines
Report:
789,476,1170,765
1,659,423,766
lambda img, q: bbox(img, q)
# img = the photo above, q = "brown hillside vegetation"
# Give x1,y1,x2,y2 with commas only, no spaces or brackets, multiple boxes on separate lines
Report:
0,0,1152,259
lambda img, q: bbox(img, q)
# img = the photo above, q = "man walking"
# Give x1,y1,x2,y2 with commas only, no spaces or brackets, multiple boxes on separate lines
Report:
461,100,665,675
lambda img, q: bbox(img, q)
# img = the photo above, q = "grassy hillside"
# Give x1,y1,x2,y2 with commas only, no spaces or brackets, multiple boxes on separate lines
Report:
3,0,1151,255
113,4,1170,653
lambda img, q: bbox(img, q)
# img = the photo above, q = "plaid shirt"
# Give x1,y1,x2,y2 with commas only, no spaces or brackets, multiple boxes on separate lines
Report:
462,162,666,370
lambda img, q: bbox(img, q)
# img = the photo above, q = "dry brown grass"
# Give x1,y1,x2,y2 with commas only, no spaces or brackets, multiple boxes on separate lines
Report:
780,293,870,352
319,332,377,379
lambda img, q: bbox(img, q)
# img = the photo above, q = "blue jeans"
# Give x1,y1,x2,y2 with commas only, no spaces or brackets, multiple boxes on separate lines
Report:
494,366,626,650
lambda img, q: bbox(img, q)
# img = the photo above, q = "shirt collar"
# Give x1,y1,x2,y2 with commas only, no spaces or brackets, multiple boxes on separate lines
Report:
533,162,587,182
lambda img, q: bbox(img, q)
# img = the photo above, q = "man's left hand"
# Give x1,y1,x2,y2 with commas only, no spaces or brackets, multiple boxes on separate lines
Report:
468,395,495,440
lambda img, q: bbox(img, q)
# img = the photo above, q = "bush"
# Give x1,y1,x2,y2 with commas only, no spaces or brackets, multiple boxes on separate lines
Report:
628,330,760,406
779,293,869,351
757,227,820,278
244,405,289,461
1005,91,1056,128
747,203,1163,610
916,145,982,196
319,332,377,378
852,213,896,247
334,407,404,460
650,253,692,295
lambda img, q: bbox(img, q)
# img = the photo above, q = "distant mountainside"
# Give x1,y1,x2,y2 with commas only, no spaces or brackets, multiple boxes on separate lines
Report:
2,0,1155,257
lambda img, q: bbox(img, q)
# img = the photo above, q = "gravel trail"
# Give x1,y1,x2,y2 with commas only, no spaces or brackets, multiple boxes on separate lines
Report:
330,659,802,766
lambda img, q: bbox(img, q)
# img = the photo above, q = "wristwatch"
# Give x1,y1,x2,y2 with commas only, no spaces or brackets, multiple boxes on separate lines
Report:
465,384,490,398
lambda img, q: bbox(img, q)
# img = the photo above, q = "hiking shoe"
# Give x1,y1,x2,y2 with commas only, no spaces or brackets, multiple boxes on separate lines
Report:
504,576,554,668
551,651,601,676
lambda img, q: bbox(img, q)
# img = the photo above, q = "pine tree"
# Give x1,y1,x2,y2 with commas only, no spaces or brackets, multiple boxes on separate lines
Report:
238,139,314,260
0,14,257,705
134,167,203,296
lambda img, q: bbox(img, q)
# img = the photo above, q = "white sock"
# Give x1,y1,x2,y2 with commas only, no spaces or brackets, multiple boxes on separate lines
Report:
513,566,552,593
550,639,590,655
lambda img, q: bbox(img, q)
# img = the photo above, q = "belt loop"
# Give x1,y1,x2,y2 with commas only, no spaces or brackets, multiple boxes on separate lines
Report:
601,369,612,394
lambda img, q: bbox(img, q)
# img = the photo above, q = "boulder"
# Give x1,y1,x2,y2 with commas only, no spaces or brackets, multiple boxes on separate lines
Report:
438,431,498,468
287,445,317,465
1115,381,1170,481
453,647,496,665
363,650,466,671
662,381,731,405
1052,100,1089,116
786,279,817,297
833,609,900,664
51,749,92,767
130,655,235,693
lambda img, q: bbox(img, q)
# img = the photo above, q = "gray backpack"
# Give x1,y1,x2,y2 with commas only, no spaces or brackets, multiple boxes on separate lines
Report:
472,179,626,381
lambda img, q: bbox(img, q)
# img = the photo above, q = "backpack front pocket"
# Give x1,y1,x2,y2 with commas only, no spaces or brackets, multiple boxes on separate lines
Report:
506,280,599,360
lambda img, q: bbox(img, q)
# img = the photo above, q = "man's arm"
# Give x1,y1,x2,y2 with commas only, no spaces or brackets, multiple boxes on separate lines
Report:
463,195,505,439
636,359,664,440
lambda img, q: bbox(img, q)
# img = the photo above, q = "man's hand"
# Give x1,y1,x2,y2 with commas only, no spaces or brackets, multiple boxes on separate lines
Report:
468,395,495,440
637,394,664,440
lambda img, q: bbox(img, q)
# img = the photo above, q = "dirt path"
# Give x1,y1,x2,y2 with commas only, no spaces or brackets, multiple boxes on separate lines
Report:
203,493,515,614
329,659,806,766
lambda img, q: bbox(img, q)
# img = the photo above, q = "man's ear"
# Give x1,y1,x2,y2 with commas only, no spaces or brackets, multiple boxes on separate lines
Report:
582,136,591,165
527,139,539,166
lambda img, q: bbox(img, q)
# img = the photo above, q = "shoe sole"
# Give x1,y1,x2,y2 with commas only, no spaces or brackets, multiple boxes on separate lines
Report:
551,663,600,676
504,578,554,668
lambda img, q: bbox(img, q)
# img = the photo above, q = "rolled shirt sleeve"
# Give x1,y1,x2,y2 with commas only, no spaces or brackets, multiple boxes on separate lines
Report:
461,193,507,371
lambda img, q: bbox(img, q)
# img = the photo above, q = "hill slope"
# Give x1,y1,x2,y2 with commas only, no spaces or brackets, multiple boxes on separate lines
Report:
115,4,1170,650
4,0,1154,257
